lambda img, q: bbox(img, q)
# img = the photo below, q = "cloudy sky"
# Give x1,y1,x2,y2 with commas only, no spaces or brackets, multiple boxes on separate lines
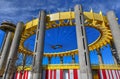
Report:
0,0,120,65
0,0,120,23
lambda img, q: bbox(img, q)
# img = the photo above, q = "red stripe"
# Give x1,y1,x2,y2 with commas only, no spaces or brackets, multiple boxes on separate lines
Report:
54,70,56,79
19,71,23,79
25,71,28,79
73,69,78,79
60,70,63,79
105,70,109,79
110,70,114,79
45,70,49,79
15,71,18,79
98,70,101,79
102,69,107,79
23,71,26,79
68,70,70,79
108,70,111,79
50,70,52,79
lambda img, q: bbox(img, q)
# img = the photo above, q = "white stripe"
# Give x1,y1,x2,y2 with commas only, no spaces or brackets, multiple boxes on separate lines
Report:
64,70,68,79
28,71,32,79
17,72,20,79
77,69,80,79
43,70,46,79
108,70,112,79
100,70,103,79
105,70,110,79
48,70,51,79
112,70,117,79
69,70,74,79
56,70,60,79
115,70,119,79
52,70,54,79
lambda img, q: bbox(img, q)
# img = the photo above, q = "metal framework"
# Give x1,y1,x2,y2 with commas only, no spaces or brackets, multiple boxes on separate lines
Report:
1,8,120,78
18,11,112,56
13,11,119,71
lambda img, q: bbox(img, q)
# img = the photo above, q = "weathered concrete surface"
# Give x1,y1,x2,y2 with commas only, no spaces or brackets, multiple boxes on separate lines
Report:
74,5,92,79
32,10,46,79
107,11,120,64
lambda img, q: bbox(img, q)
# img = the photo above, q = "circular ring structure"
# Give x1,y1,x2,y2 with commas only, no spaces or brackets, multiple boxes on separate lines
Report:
18,11,112,56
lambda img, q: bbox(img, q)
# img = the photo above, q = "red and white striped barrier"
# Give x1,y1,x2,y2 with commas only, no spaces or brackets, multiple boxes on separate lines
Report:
14,69,80,79
14,71,31,79
98,70,120,79
14,69,120,79
42,69,80,79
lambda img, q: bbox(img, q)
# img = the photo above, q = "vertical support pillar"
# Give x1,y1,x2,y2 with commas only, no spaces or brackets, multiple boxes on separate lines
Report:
60,57,63,64
22,54,26,70
32,11,46,79
2,22,24,79
0,32,13,69
72,55,75,64
74,5,92,79
96,49,103,64
48,57,51,64
107,11,120,64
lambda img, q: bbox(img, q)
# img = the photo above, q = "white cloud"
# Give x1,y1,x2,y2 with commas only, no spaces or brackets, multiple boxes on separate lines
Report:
0,0,120,23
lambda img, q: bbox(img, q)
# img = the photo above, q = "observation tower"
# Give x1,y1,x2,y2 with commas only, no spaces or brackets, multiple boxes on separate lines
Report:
0,5,120,79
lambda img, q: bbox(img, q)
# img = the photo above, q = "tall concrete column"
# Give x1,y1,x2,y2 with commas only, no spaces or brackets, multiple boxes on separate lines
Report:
2,22,24,79
32,11,46,79
0,22,15,70
107,11,120,64
74,5,92,79
0,32,13,69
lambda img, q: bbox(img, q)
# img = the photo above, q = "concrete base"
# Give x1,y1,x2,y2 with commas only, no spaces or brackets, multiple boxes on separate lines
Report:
33,73,42,79
80,73,92,79
2,73,9,79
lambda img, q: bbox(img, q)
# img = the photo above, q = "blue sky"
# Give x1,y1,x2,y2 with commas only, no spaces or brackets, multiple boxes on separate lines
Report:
0,0,120,23
0,0,119,66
